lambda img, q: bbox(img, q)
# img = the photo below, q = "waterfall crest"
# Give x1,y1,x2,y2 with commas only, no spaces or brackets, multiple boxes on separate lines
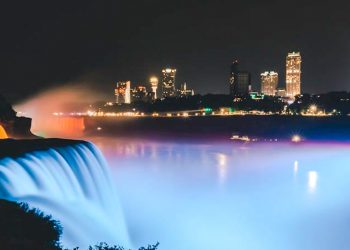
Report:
0,139,131,249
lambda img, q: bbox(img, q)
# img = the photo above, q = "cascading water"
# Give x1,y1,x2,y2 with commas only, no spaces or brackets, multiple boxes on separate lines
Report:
0,139,131,249
0,125,7,139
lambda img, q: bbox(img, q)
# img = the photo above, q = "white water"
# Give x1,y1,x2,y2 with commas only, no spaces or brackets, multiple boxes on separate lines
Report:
0,141,131,249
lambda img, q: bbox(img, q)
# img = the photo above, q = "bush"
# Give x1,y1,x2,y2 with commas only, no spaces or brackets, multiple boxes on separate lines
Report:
86,242,159,250
0,199,159,250
0,199,62,250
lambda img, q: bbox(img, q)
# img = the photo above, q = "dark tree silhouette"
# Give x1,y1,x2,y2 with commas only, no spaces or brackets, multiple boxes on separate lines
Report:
0,199,62,250
0,199,158,250
86,242,159,250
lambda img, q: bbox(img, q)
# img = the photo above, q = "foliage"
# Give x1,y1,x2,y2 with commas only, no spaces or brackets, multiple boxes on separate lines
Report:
85,242,159,250
288,92,350,115
100,94,287,113
232,95,285,113
0,199,159,250
0,199,62,250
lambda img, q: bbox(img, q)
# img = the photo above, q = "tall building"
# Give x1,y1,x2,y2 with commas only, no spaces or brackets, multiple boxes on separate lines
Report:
275,88,286,97
261,71,279,96
115,81,131,104
131,85,147,102
286,52,302,98
179,82,195,97
150,76,159,100
161,68,177,98
229,60,251,96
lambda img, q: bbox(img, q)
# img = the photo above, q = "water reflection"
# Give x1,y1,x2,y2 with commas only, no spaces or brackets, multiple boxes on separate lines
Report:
216,153,228,184
308,171,318,193
88,138,350,250
294,160,299,175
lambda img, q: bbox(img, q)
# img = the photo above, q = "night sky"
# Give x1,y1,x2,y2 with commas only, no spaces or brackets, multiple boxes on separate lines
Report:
1,0,349,102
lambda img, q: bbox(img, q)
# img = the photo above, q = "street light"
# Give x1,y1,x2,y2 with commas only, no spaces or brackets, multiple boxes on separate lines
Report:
309,105,317,113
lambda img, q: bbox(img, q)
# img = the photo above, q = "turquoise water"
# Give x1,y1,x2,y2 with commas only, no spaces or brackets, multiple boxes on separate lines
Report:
1,137,349,250
93,138,350,250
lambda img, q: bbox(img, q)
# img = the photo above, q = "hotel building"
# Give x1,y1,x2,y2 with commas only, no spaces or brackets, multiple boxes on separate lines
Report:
161,68,177,98
261,71,279,96
286,52,302,99
115,81,131,104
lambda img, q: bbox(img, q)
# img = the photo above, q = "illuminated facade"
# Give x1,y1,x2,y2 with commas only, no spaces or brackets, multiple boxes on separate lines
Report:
161,68,177,98
131,85,147,102
261,71,278,96
275,88,286,97
179,82,194,97
250,92,265,100
150,77,159,100
286,52,302,99
229,60,251,96
115,81,131,104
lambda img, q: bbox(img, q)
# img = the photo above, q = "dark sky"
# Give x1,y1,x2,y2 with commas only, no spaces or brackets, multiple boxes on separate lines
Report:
1,0,350,102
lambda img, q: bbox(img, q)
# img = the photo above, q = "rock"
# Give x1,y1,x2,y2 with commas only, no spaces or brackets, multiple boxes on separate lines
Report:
0,95,37,139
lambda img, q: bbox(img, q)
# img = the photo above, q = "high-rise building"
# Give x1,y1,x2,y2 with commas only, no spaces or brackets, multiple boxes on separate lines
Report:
150,77,159,100
161,68,177,98
229,60,251,96
261,71,279,96
179,82,195,97
229,60,239,95
275,88,286,97
286,52,302,99
131,85,147,102
115,81,131,104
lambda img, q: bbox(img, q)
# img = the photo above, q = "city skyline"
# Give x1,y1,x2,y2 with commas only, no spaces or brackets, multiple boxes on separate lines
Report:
1,1,349,103
1,2,350,250
113,51,299,101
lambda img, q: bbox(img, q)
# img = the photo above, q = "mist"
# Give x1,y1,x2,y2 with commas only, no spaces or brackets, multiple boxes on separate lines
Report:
14,83,106,138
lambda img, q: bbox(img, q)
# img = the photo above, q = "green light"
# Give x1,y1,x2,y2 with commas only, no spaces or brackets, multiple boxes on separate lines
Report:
204,108,212,112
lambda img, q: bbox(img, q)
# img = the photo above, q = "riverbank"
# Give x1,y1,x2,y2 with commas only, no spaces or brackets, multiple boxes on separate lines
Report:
83,115,350,141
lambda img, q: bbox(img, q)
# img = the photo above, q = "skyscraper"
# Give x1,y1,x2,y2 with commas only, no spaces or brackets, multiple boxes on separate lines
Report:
261,71,279,96
150,76,159,100
179,82,195,97
229,60,251,96
229,60,239,88
131,85,147,102
161,68,177,98
286,52,302,99
115,81,131,104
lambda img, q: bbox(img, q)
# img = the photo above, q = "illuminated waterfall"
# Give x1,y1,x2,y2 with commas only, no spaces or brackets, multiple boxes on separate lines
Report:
0,125,8,139
0,141,131,249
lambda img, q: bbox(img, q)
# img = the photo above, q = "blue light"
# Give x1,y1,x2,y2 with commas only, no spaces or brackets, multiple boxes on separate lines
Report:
0,142,131,249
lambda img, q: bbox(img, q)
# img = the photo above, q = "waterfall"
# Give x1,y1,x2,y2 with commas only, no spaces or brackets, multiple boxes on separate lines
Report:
0,140,131,249
0,125,7,139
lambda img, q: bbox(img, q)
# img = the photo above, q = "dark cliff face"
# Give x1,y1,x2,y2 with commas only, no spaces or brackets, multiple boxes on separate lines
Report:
0,95,16,121
0,95,36,139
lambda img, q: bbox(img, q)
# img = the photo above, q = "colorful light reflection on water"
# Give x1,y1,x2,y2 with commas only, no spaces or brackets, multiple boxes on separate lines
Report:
92,138,350,250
